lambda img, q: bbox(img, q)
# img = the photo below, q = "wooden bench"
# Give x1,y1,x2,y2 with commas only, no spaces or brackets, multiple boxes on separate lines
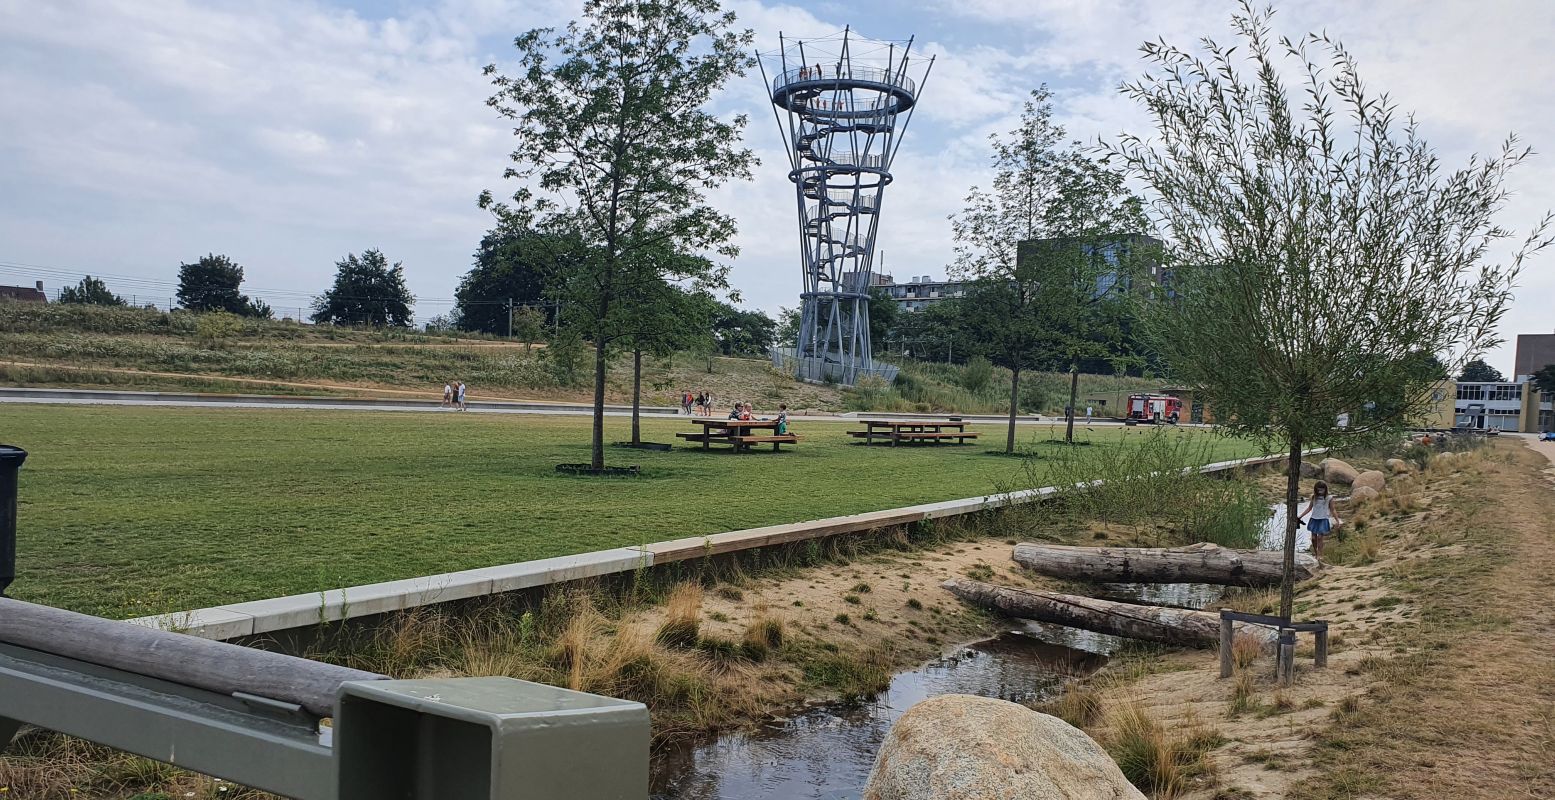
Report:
896,431,979,441
728,434,799,452
675,432,711,443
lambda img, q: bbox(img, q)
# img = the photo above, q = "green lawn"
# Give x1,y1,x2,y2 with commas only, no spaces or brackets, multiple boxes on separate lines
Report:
2,404,1260,616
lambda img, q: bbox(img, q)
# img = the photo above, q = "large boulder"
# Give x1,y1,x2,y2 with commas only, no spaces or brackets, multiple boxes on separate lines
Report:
1349,486,1380,503
1353,470,1386,493
1385,458,1410,475
863,694,1145,800
1300,461,1322,479
1319,457,1359,485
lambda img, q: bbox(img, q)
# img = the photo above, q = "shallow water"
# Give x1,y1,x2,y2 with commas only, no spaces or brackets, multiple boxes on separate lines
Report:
650,629,1109,800
652,503,1307,799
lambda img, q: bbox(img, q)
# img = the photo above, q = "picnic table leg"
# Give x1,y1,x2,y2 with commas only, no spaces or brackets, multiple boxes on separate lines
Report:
702,436,709,451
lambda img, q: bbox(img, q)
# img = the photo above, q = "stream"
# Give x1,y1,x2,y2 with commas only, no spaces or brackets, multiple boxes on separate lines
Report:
651,503,1304,799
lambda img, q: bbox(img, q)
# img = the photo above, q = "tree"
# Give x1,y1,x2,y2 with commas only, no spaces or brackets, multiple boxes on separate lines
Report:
1531,364,1555,399
775,306,801,349
58,275,125,306
950,87,1148,452
482,0,755,471
868,286,900,349
1458,358,1505,383
1110,2,1551,648
177,254,270,317
511,306,546,351
710,303,775,356
311,249,415,327
615,247,718,442
454,227,555,335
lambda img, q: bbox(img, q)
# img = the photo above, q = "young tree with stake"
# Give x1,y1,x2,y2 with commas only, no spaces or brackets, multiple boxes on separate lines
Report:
951,87,1149,452
1110,2,1551,653
481,0,754,471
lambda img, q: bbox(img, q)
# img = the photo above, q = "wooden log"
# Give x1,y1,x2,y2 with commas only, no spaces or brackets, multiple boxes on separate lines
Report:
942,579,1276,648
0,598,384,716
1011,542,1317,587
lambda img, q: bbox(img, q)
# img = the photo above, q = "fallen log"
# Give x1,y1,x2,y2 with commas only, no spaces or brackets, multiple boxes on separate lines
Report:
942,579,1276,648
1011,542,1316,587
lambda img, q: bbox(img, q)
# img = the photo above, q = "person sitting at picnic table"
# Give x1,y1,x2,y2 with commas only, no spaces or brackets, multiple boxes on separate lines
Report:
741,402,756,420
729,402,743,420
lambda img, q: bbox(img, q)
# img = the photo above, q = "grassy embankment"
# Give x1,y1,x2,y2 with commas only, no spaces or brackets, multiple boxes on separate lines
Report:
1033,437,1555,799
4,404,1260,618
0,300,1163,415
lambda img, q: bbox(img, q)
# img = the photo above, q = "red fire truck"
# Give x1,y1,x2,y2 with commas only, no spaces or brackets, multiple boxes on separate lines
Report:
1125,394,1183,425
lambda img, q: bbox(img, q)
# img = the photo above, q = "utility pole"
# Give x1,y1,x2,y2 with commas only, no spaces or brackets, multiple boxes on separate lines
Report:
507,298,514,338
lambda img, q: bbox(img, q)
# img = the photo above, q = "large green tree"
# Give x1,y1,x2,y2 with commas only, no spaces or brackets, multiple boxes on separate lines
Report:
1111,2,1551,651
177,254,270,318
710,303,775,356
58,275,125,306
1457,358,1505,383
481,0,754,470
454,227,555,335
1531,364,1555,399
311,249,415,327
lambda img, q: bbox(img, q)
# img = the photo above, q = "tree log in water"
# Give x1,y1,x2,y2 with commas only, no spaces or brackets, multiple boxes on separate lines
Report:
942,579,1276,647
1011,542,1316,587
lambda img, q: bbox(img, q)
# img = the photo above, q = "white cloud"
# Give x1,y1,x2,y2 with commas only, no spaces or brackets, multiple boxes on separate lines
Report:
0,0,1549,372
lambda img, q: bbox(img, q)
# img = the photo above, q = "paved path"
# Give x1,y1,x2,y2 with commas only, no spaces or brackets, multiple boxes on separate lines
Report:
0,387,1149,426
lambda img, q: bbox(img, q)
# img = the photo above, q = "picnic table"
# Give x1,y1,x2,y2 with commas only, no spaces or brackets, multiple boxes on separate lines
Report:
676,418,799,453
848,419,980,446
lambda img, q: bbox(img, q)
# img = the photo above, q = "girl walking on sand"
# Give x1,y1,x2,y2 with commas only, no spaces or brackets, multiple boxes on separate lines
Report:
1296,480,1339,559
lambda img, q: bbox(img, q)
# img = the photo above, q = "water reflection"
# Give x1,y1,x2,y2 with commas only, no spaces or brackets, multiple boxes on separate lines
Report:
651,630,1108,800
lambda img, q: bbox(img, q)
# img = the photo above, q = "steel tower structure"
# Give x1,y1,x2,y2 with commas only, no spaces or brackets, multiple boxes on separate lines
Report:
759,30,933,385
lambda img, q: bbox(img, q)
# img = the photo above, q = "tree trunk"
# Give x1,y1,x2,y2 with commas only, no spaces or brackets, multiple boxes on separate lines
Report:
591,335,607,470
1065,362,1079,444
631,348,643,445
1280,435,1302,622
1006,365,1021,454
943,579,1276,648
1012,542,1317,587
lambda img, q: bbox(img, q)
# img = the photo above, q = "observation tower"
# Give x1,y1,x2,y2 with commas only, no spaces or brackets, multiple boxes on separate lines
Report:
758,29,933,385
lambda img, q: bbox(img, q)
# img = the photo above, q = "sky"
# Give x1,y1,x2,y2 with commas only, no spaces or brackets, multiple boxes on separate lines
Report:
1,0,1551,375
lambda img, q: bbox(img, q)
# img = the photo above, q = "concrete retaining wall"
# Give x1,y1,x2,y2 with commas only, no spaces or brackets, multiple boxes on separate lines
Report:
128,451,1305,640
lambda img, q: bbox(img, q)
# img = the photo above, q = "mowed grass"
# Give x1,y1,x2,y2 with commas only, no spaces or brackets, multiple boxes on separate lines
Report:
2,404,1260,617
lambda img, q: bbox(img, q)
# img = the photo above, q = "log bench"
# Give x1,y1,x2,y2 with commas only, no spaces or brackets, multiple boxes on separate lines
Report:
848,429,979,445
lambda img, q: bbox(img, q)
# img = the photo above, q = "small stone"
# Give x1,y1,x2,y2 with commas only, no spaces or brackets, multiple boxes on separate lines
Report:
1385,458,1410,475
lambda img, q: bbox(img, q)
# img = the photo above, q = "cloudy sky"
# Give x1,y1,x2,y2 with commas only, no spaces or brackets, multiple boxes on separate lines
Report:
1,0,1550,374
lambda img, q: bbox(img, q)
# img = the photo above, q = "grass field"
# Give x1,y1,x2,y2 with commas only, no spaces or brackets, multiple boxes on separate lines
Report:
2,404,1262,617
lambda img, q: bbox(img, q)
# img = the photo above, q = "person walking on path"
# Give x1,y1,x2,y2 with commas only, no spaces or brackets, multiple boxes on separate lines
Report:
456,381,468,411
1296,480,1339,560
442,381,453,409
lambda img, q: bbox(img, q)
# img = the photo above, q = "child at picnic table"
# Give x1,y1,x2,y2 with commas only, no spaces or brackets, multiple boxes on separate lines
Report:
775,403,789,434
738,403,755,421
729,403,743,420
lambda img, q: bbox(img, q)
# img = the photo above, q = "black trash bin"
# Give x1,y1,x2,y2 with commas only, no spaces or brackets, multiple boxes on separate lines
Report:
0,444,27,597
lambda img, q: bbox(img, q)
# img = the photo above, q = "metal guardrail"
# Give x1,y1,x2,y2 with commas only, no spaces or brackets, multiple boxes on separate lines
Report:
772,63,917,95
0,598,650,799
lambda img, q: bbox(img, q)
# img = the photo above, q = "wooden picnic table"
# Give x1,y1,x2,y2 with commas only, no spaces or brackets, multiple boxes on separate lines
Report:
676,418,798,452
849,419,979,446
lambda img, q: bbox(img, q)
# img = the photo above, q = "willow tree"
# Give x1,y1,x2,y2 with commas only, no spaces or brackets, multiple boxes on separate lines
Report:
1111,2,1551,629
481,0,753,470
